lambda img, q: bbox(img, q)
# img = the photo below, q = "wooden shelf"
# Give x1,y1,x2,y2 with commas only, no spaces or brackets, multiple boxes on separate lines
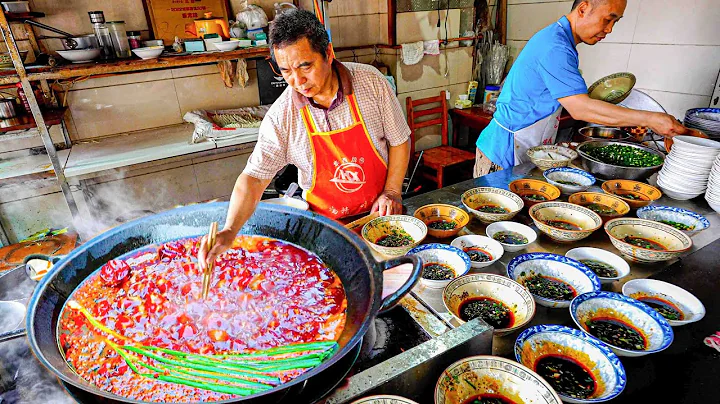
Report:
0,107,67,133
5,12,45,22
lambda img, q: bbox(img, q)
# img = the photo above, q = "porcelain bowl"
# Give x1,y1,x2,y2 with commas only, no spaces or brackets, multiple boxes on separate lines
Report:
407,243,470,289
131,46,164,60
485,221,537,253
526,145,578,171
508,178,561,208
361,215,427,257
636,205,710,236
601,179,662,209
570,291,674,357
543,167,596,194
515,325,626,403
56,48,101,63
622,279,706,326
214,40,240,51
568,192,630,223
443,273,535,335
565,247,630,285
507,253,601,308
413,204,469,238
461,187,524,224
529,202,602,242
434,355,562,404
450,235,503,269
351,396,418,404
604,218,693,263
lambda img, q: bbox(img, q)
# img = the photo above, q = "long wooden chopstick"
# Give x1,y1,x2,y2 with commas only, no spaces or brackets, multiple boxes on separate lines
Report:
201,221,218,299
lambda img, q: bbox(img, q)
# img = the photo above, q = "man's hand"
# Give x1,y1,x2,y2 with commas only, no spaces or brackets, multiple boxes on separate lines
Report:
648,113,690,138
371,190,403,216
197,229,236,271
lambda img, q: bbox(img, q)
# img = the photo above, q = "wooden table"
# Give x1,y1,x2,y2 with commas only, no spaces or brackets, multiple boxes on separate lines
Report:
450,107,578,149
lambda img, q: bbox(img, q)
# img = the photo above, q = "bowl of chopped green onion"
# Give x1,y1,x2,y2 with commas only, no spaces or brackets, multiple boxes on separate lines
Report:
413,204,470,238
362,214,427,257
577,141,665,181
461,187,524,224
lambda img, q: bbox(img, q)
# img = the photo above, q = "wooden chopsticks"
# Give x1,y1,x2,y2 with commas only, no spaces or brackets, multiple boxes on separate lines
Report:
201,221,218,299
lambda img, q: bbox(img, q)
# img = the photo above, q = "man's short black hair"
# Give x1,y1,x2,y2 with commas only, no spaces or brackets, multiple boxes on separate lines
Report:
269,9,330,60
572,0,601,10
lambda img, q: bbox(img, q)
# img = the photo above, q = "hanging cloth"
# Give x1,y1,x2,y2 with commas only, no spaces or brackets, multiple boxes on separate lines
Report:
401,41,424,65
423,40,441,56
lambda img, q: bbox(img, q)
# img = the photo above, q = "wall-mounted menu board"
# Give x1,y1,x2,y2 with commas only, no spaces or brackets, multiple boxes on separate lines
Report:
143,0,231,45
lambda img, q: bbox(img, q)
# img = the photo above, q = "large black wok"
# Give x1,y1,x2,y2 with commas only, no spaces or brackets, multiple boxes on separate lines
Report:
26,202,422,403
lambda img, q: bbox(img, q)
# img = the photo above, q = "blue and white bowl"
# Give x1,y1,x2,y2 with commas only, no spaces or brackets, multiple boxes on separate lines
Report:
544,167,596,194
507,253,601,308
407,243,470,289
570,291,674,357
636,205,710,236
515,325,626,403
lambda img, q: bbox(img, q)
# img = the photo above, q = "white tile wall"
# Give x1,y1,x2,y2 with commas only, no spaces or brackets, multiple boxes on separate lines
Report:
577,43,632,86
396,10,461,44
633,0,720,46
637,88,712,119
507,1,572,41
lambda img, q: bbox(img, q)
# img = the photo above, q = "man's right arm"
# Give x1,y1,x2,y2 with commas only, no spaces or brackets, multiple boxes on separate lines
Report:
559,93,689,138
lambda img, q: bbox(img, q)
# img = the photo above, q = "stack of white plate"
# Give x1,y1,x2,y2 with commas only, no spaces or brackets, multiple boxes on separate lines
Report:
657,136,720,200
705,153,720,213
685,108,720,138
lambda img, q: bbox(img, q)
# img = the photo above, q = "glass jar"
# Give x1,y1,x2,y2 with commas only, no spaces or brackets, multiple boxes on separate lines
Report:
106,21,131,58
127,31,142,49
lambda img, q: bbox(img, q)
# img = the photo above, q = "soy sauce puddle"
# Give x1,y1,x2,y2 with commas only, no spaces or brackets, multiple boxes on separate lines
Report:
536,355,597,399
637,296,684,321
462,393,517,404
586,317,647,351
459,297,514,329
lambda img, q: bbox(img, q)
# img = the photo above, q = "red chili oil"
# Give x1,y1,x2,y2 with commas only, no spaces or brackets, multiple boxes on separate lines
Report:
458,297,514,329
543,219,582,231
462,393,517,404
464,247,493,263
535,355,597,399
637,296,684,321
585,317,647,351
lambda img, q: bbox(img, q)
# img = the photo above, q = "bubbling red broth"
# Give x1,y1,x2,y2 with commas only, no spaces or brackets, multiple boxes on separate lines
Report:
58,235,347,403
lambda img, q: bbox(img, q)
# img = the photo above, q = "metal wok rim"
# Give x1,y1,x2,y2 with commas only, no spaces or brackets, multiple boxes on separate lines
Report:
27,202,379,404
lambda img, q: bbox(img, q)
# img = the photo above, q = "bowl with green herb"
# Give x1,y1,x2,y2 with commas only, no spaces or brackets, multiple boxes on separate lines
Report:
509,178,561,208
570,291,674,357
577,140,664,181
565,247,630,285
568,191,630,223
604,218,692,263
450,235,504,269
526,145,578,171
507,253,601,308
636,205,710,236
413,204,470,239
362,215,427,257
407,243,471,289
543,167,596,195
443,273,535,336
461,187,524,224
529,202,602,243
601,179,662,209
622,279,705,327
485,221,537,253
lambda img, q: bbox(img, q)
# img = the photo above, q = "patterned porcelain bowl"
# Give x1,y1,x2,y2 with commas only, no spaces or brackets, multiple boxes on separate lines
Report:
350,395,419,404
568,192,630,223
443,273,535,336
543,167,596,194
435,355,562,404
527,145,579,171
361,215,427,257
604,218,693,263
529,202,603,242
407,243,471,289
507,253,601,309
570,291,674,357
565,247,630,285
508,178,561,208
413,204,470,238
514,325,627,403
636,205,710,236
485,221,538,253
601,180,662,209
450,235,504,269
461,187,524,224
622,279,706,327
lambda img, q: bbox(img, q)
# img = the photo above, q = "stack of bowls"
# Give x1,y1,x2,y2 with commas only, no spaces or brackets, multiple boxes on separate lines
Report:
684,108,720,138
657,136,720,200
706,154,720,213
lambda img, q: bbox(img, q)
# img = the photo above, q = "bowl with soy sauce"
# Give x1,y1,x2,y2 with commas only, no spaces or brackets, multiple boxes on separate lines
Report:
434,355,562,404
636,205,710,236
622,279,705,326
413,204,470,238
461,187,524,224
604,218,692,263
407,243,471,289
568,192,630,224
485,221,537,253
507,253,601,308
362,214,427,257
450,235,504,269
443,273,535,336
515,325,626,403
565,247,630,284
508,178,561,208
529,202,603,243
570,291,674,357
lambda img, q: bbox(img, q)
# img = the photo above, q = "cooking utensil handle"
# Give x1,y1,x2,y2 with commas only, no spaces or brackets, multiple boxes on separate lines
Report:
0,328,26,343
378,255,422,313
22,20,75,38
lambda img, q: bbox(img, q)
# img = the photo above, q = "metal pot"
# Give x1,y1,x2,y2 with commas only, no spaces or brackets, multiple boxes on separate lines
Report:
22,20,98,50
0,98,17,118
27,202,422,403
577,140,665,181
577,126,630,142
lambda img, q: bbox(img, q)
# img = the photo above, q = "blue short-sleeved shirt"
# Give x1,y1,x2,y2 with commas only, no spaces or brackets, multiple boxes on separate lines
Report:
476,16,587,169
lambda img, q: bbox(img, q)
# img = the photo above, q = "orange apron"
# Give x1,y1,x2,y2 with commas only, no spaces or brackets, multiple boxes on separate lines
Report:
300,94,387,219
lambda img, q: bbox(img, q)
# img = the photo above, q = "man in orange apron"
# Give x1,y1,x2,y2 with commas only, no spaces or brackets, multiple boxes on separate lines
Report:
199,9,411,266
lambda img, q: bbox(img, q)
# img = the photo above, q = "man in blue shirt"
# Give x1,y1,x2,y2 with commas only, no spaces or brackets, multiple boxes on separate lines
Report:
474,0,689,177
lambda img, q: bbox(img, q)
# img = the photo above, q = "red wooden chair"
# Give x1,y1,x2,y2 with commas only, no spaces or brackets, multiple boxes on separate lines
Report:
406,91,475,189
